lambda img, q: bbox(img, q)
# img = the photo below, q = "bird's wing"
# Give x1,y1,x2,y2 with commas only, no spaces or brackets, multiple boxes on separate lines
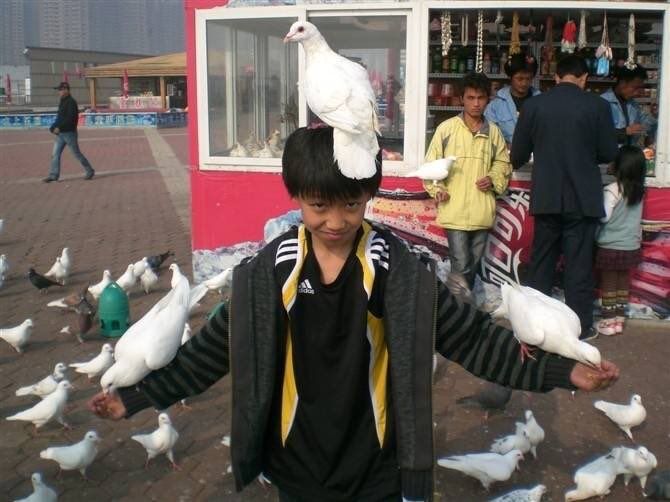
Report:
43,444,82,469
144,303,189,370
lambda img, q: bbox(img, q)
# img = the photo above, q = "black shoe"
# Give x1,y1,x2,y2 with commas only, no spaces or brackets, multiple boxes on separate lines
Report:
579,327,598,342
42,176,58,183
84,170,95,180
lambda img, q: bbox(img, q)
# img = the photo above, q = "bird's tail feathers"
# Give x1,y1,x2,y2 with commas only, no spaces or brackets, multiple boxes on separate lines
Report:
39,448,54,459
333,129,379,180
437,457,464,471
47,298,69,308
593,400,608,413
15,385,35,396
189,283,208,310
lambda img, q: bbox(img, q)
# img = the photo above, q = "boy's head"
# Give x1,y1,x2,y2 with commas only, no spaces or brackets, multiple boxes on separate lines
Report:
282,126,382,247
460,72,490,120
555,55,589,88
614,65,647,101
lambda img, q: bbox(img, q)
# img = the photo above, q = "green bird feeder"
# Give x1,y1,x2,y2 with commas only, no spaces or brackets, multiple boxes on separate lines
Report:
98,282,130,337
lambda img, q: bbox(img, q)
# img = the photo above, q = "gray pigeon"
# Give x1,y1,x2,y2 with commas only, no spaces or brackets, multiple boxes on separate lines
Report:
645,470,670,500
457,382,513,419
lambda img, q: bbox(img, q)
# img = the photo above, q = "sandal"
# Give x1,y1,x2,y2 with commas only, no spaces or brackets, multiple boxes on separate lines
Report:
596,318,618,336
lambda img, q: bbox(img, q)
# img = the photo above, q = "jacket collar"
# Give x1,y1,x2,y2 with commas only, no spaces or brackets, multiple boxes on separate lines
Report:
457,113,490,136
497,85,540,101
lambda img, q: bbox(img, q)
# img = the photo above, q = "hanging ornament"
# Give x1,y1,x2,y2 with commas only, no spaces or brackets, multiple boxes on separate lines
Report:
461,14,469,47
509,12,521,57
441,11,452,58
561,17,577,53
577,10,587,50
596,12,613,76
541,15,555,74
494,10,503,51
475,10,484,73
625,13,637,69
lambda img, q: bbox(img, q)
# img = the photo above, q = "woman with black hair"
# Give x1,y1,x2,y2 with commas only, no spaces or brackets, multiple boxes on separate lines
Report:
484,53,540,146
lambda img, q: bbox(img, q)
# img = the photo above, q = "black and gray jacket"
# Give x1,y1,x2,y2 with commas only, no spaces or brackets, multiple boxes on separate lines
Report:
50,94,79,133
118,222,576,500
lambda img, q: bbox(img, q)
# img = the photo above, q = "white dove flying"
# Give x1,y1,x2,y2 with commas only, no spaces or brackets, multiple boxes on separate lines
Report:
492,283,601,368
44,257,69,285
404,156,457,183
523,410,545,460
616,445,657,490
132,257,149,277
594,394,646,440
1,319,34,353
6,380,73,430
565,450,621,501
140,267,159,294
285,21,379,180
438,449,524,490
69,344,114,379
131,413,180,470
88,270,112,300
0,253,9,276
100,264,190,393
15,362,67,398
40,430,100,479
13,472,58,502
491,422,532,455
116,264,137,292
489,484,547,502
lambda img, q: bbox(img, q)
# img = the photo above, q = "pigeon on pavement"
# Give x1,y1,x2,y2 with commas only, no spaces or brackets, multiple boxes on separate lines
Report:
147,250,174,272
12,472,57,502
1,319,34,353
47,285,89,310
284,21,379,180
0,253,9,276
29,268,63,292
6,380,73,431
40,430,101,479
88,270,112,300
132,257,149,277
140,267,159,294
115,264,137,292
594,394,646,440
131,413,180,470
15,363,67,398
69,344,114,379
438,450,524,490
565,450,622,501
489,484,547,502
523,410,545,459
644,470,670,500
457,382,513,420
491,423,532,455
44,257,69,285
617,445,657,490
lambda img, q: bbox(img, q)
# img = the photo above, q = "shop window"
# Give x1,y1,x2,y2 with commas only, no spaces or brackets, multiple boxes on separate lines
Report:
308,15,407,161
206,17,299,158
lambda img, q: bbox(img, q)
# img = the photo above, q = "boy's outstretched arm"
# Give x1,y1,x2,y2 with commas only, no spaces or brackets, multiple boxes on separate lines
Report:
434,281,618,393
88,303,231,419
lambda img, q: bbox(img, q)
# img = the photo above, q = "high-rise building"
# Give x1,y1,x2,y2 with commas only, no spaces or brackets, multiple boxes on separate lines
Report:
37,0,90,50
0,0,26,66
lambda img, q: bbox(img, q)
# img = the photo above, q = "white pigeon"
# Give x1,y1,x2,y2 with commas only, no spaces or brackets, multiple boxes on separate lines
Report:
100,264,190,393
13,472,58,502
140,267,159,294
40,430,100,479
0,218,4,235
59,248,71,272
594,394,646,440
44,257,69,285
617,446,657,490
116,264,137,292
132,257,149,277
131,413,180,469
1,319,34,353
565,450,621,501
285,21,379,180
404,156,457,183
491,422,532,455
88,270,112,300
0,253,9,276
524,410,545,460
15,362,67,398
69,344,114,379
189,267,234,307
489,484,547,502
492,283,601,368
438,450,524,490
6,380,73,430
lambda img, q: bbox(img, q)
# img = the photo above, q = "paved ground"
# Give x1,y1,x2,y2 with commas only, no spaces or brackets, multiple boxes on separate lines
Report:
1,127,669,501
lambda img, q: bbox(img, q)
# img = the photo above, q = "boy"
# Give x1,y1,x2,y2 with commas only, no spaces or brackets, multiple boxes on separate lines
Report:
89,126,618,501
424,72,511,289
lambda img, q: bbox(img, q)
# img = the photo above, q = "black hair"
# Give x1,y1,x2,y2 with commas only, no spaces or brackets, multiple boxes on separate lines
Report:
282,126,382,202
614,65,648,84
460,72,490,96
556,55,589,78
613,145,646,206
504,53,538,78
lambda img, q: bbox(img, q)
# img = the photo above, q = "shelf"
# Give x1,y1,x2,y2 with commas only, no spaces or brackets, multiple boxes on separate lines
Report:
428,105,463,111
538,77,657,84
429,40,658,51
637,98,657,104
429,72,507,79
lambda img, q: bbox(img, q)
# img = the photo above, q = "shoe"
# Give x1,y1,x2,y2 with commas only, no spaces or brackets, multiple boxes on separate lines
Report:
615,316,625,334
580,327,599,341
596,319,618,336
42,176,58,183
84,170,95,180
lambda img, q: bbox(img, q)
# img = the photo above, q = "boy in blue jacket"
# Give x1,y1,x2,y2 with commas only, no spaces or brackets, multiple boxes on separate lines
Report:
89,126,618,501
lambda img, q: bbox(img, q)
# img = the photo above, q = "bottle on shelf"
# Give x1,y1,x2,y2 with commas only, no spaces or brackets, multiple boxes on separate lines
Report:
482,52,492,74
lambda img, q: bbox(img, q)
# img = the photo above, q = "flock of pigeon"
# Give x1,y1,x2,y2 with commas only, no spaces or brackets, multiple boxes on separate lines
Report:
0,221,233,501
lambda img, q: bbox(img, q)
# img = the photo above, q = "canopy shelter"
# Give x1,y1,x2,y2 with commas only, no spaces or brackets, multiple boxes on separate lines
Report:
85,52,186,109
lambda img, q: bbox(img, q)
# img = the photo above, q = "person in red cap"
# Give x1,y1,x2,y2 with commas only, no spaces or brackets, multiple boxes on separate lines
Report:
44,81,95,182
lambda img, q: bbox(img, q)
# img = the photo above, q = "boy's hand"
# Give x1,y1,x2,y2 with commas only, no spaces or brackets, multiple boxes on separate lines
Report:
475,176,492,191
569,359,619,392
87,390,126,420
435,189,450,203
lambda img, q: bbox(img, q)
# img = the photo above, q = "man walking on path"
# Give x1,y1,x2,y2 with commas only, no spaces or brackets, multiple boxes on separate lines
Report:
510,55,619,340
44,82,95,183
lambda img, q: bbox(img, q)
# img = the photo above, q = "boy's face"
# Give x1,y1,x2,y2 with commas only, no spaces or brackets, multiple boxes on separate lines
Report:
461,87,489,119
295,194,370,250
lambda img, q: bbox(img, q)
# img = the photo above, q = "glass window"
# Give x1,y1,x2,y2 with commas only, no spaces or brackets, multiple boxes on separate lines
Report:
206,17,299,158
308,15,407,161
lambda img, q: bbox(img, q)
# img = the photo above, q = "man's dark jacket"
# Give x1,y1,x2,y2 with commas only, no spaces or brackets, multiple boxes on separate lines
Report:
50,94,79,133
510,82,619,218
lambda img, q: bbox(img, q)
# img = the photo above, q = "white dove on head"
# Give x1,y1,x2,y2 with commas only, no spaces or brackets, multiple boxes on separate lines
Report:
284,21,319,43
